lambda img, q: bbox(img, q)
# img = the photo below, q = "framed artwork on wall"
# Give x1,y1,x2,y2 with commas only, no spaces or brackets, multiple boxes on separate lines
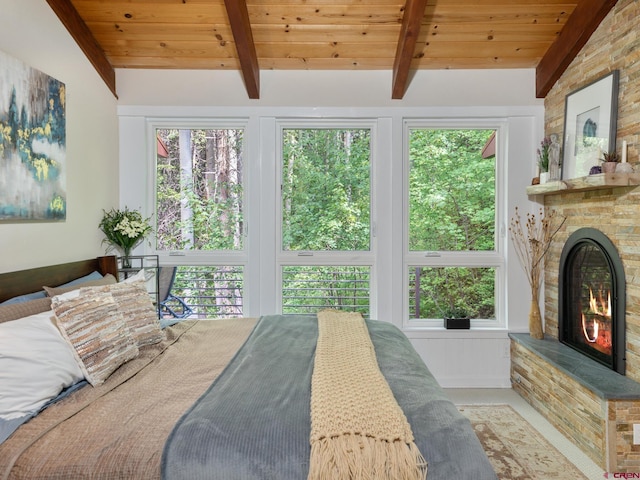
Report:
0,50,66,222
561,70,619,180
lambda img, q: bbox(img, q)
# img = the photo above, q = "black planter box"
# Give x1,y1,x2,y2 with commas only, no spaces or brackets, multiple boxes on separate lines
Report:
444,317,470,329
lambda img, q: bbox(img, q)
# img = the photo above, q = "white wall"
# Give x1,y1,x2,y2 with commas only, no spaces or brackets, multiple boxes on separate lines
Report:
0,0,119,273
116,68,540,108
117,68,543,387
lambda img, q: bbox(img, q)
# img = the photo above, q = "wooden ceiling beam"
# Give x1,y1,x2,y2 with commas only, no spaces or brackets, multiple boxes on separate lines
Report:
46,0,117,98
536,0,618,98
223,0,260,99
392,0,428,100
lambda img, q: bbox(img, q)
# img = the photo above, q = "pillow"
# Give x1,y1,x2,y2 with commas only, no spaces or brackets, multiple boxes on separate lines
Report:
106,281,165,347
44,273,117,297
51,288,139,386
0,311,84,420
121,268,148,283
0,271,106,307
0,290,47,306
0,297,52,324
57,270,104,288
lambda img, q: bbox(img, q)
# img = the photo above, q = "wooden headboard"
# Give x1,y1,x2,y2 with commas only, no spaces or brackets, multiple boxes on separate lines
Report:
0,256,118,303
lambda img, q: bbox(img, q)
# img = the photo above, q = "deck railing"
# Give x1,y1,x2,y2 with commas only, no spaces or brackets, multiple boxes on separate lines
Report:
164,265,370,319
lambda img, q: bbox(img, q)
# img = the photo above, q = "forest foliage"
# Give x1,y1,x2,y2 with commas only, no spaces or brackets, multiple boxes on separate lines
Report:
155,127,495,319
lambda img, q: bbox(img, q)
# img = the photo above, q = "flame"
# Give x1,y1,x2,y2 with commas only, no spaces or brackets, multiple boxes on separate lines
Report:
588,288,611,317
581,313,597,343
581,287,611,345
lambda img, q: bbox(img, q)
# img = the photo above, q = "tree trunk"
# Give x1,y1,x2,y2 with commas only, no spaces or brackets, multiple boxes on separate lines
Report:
179,129,194,248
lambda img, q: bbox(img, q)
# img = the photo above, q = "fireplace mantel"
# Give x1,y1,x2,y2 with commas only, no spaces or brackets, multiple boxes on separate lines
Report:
526,172,640,196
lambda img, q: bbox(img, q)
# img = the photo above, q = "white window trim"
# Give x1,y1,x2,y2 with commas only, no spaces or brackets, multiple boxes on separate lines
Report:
121,104,542,331
401,119,508,329
146,117,251,262
274,118,378,315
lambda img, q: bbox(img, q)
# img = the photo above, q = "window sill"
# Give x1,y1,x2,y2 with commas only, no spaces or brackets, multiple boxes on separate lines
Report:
401,327,509,340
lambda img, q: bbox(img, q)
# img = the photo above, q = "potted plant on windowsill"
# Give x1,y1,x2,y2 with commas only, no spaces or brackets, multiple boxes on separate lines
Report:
442,306,471,330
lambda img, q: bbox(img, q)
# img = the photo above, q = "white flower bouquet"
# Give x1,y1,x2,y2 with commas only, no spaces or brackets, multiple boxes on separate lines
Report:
99,207,152,266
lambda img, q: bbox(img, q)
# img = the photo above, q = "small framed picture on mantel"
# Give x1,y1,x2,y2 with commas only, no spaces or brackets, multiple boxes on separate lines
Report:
561,70,619,180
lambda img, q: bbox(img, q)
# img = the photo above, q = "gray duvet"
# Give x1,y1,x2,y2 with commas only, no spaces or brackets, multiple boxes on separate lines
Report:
162,314,496,480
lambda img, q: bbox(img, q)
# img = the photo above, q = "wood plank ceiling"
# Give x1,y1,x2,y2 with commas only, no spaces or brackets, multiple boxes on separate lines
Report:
46,0,618,100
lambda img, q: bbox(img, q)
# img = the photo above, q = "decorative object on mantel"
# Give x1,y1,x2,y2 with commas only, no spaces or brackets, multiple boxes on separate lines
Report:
600,150,619,173
509,207,566,339
99,207,152,268
589,165,602,175
547,134,561,181
537,136,551,184
561,70,619,180
616,140,634,173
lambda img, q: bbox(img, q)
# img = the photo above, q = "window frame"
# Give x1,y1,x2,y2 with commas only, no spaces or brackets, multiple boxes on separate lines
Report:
402,119,507,329
274,118,378,314
148,117,251,262
133,110,525,328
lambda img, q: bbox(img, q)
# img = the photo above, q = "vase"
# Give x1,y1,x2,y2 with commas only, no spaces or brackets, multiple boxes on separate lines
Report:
602,162,617,173
121,247,132,269
528,297,544,340
616,162,634,173
539,172,550,184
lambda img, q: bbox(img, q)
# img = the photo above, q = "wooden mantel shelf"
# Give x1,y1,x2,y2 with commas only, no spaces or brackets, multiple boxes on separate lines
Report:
526,172,640,196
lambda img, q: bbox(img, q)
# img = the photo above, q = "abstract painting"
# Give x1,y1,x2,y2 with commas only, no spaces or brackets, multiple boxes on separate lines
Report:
0,50,66,221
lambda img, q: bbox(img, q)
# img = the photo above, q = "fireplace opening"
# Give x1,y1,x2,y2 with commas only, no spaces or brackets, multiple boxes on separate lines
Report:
558,228,626,374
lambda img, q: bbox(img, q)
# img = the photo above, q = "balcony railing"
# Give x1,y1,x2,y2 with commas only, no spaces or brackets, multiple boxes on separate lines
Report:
167,266,243,318
164,265,371,319
163,265,494,321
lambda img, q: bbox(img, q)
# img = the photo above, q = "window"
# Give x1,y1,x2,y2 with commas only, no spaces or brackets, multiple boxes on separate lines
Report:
156,128,244,251
281,266,370,316
155,125,247,317
281,128,371,252
278,124,373,315
405,126,503,326
143,114,513,326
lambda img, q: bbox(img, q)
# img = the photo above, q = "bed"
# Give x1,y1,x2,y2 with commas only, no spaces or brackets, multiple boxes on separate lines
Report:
0,257,497,480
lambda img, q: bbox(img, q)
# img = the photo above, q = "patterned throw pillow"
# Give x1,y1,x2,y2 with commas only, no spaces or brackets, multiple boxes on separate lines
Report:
107,280,166,347
51,288,139,386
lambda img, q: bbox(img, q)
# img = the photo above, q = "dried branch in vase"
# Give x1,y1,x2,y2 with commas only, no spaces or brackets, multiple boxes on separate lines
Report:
509,207,566,338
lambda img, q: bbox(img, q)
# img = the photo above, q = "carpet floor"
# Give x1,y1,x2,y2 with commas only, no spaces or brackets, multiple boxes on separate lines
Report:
458,404,589,480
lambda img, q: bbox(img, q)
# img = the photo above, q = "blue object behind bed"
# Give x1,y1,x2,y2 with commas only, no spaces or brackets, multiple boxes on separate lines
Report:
0,271,103,305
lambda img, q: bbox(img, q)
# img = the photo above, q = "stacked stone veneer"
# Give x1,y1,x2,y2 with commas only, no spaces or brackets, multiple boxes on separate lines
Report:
510,0,640,473
511,339,640,472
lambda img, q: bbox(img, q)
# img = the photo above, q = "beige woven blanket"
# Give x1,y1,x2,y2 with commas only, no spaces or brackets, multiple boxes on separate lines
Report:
308,310,427,480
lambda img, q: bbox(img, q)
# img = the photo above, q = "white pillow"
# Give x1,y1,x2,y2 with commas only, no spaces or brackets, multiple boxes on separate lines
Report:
0,311,84,420
122,268,148,283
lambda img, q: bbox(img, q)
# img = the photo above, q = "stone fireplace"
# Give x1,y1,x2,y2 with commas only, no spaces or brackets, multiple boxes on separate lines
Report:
558,227,626,375
510,187,640,473
504,1,640,472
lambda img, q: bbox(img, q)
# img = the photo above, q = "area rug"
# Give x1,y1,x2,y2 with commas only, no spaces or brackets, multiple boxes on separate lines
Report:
457,404,589,480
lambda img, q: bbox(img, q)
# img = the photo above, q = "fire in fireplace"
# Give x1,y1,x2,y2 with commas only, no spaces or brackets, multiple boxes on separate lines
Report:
558,228,626,374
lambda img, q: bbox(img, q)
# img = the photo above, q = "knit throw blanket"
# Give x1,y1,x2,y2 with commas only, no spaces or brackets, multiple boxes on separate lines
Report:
308,310,427,480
